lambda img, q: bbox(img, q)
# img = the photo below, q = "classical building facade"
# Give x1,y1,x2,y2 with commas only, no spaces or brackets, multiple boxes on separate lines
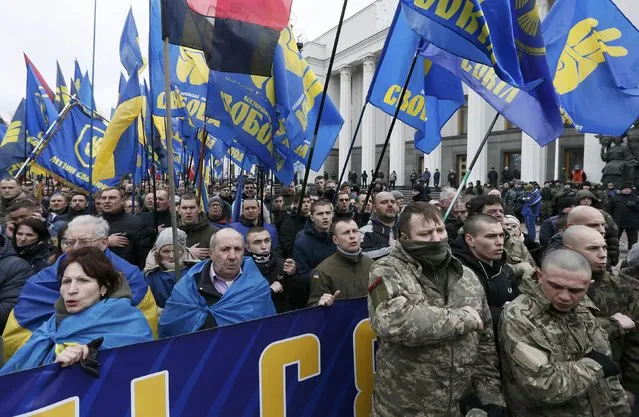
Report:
302,0,638,186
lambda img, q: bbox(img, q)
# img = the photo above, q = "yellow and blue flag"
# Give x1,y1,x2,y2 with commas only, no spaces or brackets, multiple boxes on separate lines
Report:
149,0,207,127
368,6,464,154
54,61,70,113
544,0,639,135
0,99,27,177
205,26,342,184
25,60,58,148
34,104,119,193
120,6,146,77
400,0,546,89
93,69,144,181
70,60,83,97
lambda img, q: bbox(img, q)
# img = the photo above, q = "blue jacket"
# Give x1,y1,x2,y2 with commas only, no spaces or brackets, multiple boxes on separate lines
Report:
145,266,193,308
230,219,279,248
522,189,542,217
293,224,336,281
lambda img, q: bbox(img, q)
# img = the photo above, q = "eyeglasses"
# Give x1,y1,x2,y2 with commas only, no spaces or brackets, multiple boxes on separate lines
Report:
61,238,103,248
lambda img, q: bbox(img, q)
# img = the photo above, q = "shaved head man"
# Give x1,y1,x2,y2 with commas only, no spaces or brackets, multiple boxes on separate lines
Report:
563,226,607,273
567,206,606,236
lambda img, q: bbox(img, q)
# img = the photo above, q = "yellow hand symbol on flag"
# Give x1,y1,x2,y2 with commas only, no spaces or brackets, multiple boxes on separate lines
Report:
554,18,628,95
176,47,209,86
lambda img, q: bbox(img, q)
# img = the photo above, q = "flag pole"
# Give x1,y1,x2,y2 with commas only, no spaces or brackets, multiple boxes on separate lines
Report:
443,112,499,221
296,0,349,219
88,0,98,204
361,51,419,212
163,37,181,279
196,123,208,203
337,103,367,192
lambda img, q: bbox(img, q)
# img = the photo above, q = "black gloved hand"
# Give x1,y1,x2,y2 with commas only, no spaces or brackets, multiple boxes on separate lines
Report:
585,350,620,377
483,404,508,417
80,337,104,378
459,393,483,415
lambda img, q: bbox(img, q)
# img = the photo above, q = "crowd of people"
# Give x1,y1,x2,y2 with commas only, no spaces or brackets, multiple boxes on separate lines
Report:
1,171,639,416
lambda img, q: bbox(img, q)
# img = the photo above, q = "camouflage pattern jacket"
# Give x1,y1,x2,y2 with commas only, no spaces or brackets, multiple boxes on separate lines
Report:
588,270,639,393
368,244,504,417
499,275,630,417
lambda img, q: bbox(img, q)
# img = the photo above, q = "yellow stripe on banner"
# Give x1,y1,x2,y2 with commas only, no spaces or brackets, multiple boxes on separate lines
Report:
131,371,169,417
16,397,79,417
93,96,144,181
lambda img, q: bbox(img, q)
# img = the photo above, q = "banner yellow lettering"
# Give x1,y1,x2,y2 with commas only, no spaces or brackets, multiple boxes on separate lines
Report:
353,319,376,417
131,371,169,417
16,397,79,417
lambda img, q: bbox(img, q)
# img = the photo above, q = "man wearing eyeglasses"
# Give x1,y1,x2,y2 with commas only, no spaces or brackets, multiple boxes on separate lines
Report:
2,215,158,360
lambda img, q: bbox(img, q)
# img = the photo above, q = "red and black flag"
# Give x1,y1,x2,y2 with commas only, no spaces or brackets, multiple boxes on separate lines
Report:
162,0,293,77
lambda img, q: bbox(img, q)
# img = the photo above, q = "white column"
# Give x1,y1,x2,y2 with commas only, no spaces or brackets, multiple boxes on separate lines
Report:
422,143,442,172
521,133,548,182
361,56,377,176
583,133,604,183
466,91,495,184
339,67,353,176
389,121,406,185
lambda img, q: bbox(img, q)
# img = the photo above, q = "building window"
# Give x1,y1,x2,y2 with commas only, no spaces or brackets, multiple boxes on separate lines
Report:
458,96,468,135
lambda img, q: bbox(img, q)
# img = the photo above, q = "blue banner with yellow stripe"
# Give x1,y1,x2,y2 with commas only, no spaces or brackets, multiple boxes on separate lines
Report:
0,299,374,417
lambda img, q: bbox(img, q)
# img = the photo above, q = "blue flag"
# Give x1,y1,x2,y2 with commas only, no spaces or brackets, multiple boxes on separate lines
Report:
93,69,143,181
25,61,58,150
0,99,28,177
205,26,342,184
420,41,564,146
54,61,69,112
399,0,546,89
120,6,146,77
544,0,639,136
149,0,208,127
71,60,83,97
34,105,119,193
79,71,96,109
367,6,464,153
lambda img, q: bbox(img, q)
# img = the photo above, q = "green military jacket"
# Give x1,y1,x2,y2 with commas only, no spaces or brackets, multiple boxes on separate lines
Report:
588,270,639,392
499,275,630,417
307,249,374,306
368,244,504,417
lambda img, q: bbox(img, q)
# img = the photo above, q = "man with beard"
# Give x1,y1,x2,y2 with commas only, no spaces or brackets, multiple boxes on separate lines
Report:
57,193,90,222
178,193,218,260
100,187,152,268
308,218,374,307
245,227,308,313
360,192,398,260
564,226,639,400
0,179,24,224
293,199,336,281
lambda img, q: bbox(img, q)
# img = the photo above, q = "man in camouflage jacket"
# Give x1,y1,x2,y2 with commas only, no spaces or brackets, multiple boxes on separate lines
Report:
368,202,505,417
499,248,630,417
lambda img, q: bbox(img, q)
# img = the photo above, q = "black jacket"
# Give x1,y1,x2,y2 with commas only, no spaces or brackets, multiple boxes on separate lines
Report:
195,260,221,330
539,215,560,247
253,253,309,313
139,209,172,232
451,236,519,334
271,209,290,232
179,214,218,249
102,209,153,269
488,170,498,185
334,205,356,221
0,235,33,333
359,215,398,260
278,211,310,259
16,241,51,273
608,194,639,229
56,207,90,223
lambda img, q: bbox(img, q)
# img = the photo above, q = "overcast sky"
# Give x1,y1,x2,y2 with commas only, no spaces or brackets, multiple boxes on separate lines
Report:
1,0,636,121
0,0,374,120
